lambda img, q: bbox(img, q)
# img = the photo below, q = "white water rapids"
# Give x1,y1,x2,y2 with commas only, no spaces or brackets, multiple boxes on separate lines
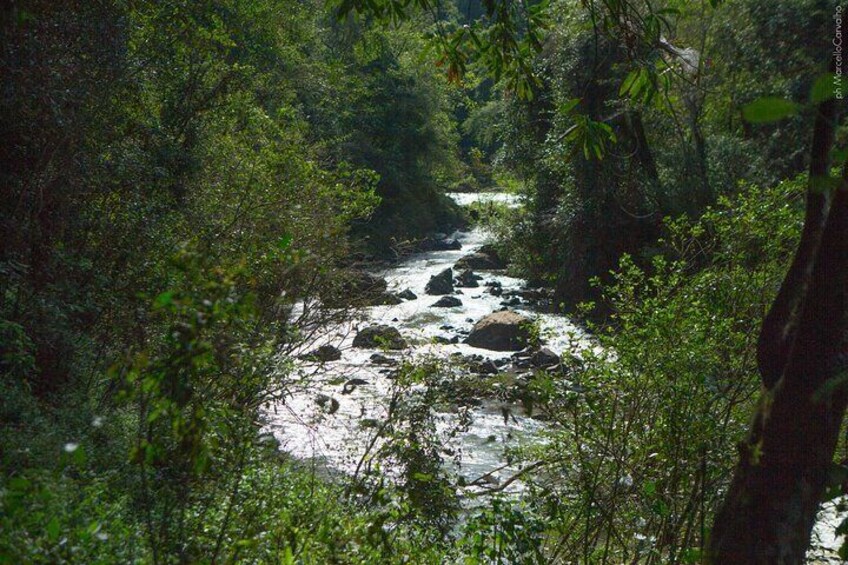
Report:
264,192,593,490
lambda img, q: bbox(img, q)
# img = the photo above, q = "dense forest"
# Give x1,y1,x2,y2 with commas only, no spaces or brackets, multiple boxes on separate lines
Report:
2,0,848,563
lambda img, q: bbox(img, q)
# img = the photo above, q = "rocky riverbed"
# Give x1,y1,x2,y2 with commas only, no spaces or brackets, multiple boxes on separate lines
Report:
263,192,595,491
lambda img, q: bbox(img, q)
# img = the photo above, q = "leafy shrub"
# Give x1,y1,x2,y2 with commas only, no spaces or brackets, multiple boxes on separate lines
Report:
526,175,805,563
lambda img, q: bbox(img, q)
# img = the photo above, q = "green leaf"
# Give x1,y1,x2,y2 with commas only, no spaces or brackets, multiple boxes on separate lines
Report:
682,548,702,564
741,97,800,123
558,98,580,115
46,516,60,541
832,146,848,165
154,291,174,308
620,69,639,97
811,73,838,104
277,234,293,251
652,499,670,516
8,477,30,491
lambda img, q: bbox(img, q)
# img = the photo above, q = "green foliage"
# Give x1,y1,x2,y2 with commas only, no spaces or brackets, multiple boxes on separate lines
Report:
0,1,472,562
3,0,842,562
525,176,805,561
741,97,801,123
458,497,547,564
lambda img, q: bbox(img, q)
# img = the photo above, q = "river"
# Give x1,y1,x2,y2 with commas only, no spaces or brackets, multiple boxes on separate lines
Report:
264,191,593,491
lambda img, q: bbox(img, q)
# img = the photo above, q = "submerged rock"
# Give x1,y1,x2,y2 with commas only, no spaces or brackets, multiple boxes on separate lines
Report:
353,325,407,350
425,268,454,295
419,237,462,252
342,378,369,394
465,311,532,351
315,394,340,414
486,281,503,297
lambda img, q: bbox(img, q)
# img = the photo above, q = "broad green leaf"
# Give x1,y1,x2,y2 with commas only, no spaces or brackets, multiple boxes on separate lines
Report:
811,73,839,104
277,234,293,250
154,291,174,308
741,97,800,123
559,98,580,115
46,516,60,541
8,477,30,491
620,69,640,96
832,146,848,165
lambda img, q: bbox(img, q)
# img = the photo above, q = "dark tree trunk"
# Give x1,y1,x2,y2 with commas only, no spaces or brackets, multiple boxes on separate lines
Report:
626,110,661,188
707,95,848,562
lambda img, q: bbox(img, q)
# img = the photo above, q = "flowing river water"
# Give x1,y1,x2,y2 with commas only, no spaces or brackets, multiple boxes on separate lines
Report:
263,192,845,559
264,192,593,491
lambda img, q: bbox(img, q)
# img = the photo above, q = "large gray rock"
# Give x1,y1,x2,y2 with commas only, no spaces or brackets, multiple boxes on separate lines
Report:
465,311,531,351
353,325,407,350
425,268,454,295
455,244,506,270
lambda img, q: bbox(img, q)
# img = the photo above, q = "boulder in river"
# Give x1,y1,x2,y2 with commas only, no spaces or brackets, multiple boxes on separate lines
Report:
425,268,454,295
455,244,506,270
397,289,417,300
315,394,340,414
433,238,462,251
419,237,462,252
486,281,503,296
531,347,560,368
370,353,397,365
298,344,342,362
431,296,462,308
465,311,532,351
342,378,369,394
473,359,499,375
456,269,481,288
372,292,404,306
353,325,407,350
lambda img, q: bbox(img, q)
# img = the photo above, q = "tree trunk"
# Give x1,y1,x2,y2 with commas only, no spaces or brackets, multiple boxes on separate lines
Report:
707,96,848,562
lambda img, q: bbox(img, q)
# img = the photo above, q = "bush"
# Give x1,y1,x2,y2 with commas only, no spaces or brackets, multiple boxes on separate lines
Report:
525,175,805,562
